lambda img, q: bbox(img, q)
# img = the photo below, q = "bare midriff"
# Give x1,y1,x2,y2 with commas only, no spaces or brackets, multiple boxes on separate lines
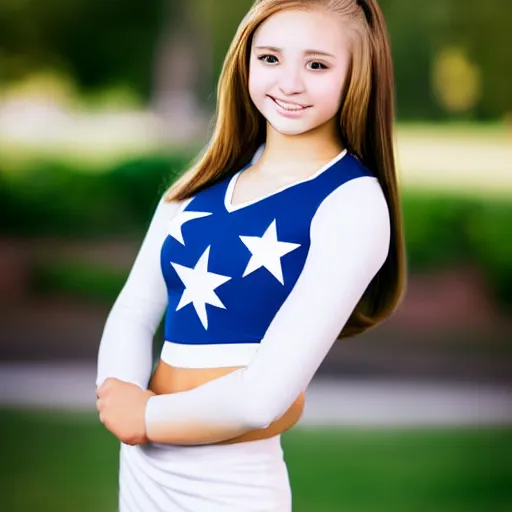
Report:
149,359,305,445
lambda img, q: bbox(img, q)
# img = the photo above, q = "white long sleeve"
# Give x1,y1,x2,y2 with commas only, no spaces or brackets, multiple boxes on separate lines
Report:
96,194,181,390
145,176,391,441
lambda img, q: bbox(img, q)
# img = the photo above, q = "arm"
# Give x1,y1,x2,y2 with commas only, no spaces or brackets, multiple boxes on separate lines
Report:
96,193,181,390
98,144,262,390
145,176,391,445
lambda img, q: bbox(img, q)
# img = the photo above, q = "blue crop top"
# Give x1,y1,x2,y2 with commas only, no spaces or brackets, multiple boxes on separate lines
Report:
160,149,372,367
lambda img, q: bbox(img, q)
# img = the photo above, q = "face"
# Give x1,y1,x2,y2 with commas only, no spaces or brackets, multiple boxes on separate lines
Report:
248,8,351,137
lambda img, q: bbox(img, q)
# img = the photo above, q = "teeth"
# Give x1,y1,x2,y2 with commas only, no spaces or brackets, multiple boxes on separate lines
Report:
274,98,306,111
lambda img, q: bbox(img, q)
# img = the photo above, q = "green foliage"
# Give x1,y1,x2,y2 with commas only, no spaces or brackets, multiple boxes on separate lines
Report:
31,261,126,303
401,193,477,270
0,0,167,96
402,192,512,307
0,0,510,119
0,152,190,237
468,202,512,307
2,154,511,307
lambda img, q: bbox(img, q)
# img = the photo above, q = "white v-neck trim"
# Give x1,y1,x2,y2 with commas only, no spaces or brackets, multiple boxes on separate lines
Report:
224,149,348,213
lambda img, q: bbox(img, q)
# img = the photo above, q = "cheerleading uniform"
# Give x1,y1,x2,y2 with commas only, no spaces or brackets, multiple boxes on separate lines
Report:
96,147,390,511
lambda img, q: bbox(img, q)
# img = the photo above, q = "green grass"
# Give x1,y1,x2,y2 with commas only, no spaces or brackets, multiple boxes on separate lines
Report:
1,409,511,512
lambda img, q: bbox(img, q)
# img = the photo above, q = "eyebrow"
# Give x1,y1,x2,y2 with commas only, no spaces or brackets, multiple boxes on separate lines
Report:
254,46,336,59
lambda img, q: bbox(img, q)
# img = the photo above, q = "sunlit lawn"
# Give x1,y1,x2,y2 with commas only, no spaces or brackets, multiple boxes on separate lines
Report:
1,408,511,512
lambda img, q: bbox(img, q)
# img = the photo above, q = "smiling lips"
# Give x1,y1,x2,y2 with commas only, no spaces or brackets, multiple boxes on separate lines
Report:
269,96,310,112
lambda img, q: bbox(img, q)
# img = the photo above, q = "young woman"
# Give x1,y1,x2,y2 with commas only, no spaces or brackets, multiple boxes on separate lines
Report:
96,0,406,510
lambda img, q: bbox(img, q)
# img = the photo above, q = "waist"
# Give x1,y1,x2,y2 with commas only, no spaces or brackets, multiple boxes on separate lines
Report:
160,339,260,369
149,359,242,395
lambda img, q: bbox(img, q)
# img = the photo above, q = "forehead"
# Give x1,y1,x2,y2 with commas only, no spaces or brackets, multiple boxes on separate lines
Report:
252,8,347,52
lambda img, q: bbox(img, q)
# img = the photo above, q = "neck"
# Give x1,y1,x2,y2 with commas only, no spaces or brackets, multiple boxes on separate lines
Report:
262,118,343,166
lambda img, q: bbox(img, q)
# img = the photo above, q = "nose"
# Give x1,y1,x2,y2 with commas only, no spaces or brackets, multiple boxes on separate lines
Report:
278,64,305,96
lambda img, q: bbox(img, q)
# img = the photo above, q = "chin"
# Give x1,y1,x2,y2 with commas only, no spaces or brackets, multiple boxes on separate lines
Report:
272,126,304,136
269,121,318,137
262,109,329,137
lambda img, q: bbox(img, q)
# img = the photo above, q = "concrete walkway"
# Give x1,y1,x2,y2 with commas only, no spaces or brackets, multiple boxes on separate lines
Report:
1,362,511,427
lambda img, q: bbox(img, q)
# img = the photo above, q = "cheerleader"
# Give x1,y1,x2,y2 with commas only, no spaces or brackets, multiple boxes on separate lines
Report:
96,0,406,510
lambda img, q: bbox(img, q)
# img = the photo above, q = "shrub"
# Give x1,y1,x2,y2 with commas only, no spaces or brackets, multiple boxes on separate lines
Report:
1,154,511,307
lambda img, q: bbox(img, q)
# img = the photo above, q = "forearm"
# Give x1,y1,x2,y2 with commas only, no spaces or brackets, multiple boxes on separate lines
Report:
96,194,179,390
146,385,305,446
148,418,251,445
145,368,272,445
217,392,305,445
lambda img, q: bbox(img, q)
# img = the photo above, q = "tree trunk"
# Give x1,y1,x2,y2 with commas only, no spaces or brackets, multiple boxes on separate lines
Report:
151,0,213,142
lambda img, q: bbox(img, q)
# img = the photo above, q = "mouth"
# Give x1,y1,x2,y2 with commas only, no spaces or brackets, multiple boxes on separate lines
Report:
268,96,311,112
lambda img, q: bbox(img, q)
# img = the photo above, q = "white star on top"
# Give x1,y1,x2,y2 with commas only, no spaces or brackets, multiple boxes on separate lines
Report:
170,246,231,330
239,219,301,285
168,210,212,245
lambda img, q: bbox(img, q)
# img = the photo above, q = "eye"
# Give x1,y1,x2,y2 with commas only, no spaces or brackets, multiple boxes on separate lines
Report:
307,61,329,70
258,54,279,64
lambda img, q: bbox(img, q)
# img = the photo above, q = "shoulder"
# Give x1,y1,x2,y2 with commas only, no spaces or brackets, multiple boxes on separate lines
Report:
315,151,388,228
157,192,186,215
145,193,187,231
311,175,390,266
314,174,389,229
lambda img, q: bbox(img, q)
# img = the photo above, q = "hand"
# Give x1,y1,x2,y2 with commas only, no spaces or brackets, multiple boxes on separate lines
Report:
96,378,156,445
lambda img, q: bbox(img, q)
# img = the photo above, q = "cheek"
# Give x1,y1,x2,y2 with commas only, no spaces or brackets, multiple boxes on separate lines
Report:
248,57,269,103
310,75,347,114
248,70,271,105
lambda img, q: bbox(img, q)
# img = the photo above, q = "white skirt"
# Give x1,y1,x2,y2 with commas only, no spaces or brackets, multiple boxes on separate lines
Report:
118,435,292,512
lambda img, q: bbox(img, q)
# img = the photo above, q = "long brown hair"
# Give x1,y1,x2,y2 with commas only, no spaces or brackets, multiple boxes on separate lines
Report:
163,0,407,338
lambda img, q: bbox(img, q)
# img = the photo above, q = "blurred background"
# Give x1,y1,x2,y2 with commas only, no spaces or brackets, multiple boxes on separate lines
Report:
0,0,511,511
